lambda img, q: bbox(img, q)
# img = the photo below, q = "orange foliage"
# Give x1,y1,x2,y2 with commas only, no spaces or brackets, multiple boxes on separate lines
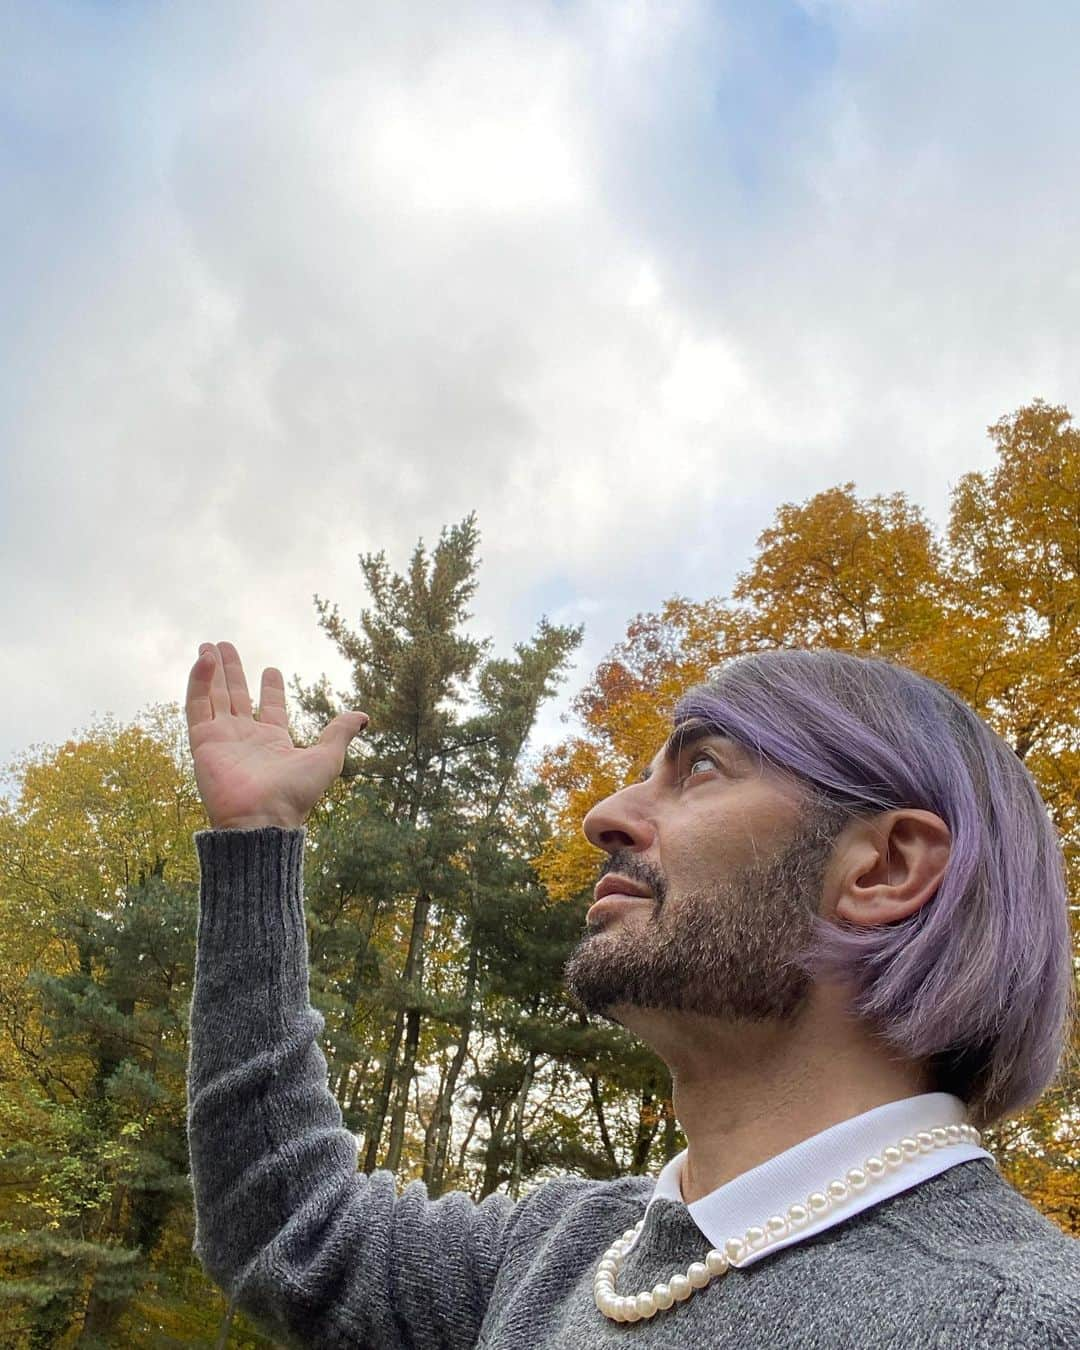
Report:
536,400,1080,1231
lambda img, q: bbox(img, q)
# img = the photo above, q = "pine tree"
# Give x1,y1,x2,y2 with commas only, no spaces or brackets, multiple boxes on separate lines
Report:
289,514,585,1190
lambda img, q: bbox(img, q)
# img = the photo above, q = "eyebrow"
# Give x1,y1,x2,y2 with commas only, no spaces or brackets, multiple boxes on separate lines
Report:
639,722,734,783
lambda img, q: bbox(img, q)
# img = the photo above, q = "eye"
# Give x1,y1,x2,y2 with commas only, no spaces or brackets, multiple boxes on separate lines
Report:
683,751,719,781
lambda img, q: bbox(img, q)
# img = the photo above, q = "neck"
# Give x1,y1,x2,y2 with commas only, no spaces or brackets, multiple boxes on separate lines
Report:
618,982,934,1204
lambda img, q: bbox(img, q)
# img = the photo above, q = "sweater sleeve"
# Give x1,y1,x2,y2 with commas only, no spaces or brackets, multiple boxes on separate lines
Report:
186,825,518,1350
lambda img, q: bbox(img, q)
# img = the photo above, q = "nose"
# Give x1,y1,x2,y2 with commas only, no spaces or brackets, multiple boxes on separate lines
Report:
582,785,656,855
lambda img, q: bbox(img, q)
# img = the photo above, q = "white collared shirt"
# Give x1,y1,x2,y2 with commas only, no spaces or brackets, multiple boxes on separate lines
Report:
646,1092,995,1267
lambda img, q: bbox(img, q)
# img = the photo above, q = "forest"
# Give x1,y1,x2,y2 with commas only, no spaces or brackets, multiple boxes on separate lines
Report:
1,400,1077,1346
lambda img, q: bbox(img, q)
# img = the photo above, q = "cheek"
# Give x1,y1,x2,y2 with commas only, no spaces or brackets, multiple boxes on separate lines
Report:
662,806,733,881
666,791,804,877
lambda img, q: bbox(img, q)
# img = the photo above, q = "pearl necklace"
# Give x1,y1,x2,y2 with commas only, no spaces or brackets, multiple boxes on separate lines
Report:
595,1122,983,1323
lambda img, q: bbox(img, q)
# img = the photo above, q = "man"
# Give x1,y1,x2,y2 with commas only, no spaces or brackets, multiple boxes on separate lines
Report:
185,641,1079,1347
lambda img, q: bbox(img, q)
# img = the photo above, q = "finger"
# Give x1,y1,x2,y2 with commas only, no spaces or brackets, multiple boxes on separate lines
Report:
257,667,290,730
186,647,216,732
217,640,253,718
205,644,231,718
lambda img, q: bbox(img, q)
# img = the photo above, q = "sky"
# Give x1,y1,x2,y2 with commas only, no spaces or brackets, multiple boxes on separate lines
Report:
4,0,1080,805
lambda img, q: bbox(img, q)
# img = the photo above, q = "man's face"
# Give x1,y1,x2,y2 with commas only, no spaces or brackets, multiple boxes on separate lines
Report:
563,724,844,1026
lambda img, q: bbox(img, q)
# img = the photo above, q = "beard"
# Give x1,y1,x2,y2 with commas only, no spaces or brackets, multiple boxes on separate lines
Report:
563,803,845,1026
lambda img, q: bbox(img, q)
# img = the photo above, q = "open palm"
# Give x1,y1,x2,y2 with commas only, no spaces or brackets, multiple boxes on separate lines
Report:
185,641,369,830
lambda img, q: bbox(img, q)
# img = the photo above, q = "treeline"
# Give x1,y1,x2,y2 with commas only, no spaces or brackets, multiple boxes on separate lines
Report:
0,403,1077,1346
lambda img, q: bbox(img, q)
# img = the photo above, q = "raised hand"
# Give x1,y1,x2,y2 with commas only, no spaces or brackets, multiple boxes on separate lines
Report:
185,641,369,830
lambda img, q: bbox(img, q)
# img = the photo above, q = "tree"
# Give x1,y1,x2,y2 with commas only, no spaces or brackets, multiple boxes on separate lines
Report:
0,711,276,1346
536,401,1080,1232
288,514,585,1192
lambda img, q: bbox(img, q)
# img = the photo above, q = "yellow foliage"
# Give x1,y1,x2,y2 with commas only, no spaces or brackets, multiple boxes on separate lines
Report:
537,400,1080,1231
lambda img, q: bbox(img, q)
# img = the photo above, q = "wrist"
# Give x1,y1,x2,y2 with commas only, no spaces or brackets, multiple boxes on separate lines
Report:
211,817,305,831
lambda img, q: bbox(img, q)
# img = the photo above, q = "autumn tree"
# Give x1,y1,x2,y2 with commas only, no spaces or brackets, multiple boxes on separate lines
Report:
536,400,1080,1233
0,713,276,1347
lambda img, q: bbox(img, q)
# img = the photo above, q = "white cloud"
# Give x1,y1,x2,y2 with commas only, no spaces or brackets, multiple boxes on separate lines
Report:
3,0,1080,802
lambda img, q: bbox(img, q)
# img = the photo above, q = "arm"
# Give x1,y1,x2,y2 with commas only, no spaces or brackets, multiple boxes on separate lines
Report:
186,825,517,1350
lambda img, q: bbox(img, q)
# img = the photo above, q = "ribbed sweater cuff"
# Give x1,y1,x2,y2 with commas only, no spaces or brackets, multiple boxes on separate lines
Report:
193,825,308,954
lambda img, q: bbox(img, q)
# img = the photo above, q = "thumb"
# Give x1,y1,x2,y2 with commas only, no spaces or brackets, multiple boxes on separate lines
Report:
317,711,370,756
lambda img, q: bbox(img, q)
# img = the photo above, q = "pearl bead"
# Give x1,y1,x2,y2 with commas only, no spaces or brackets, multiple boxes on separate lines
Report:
635,1292,657,1318
593,1117,980,1322
688,1261,711,1288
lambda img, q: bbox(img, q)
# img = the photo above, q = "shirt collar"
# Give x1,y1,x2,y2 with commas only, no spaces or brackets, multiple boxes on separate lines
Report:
646,1092,993,1266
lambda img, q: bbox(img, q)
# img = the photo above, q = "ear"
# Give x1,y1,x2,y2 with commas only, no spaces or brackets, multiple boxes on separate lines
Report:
829,810,951,927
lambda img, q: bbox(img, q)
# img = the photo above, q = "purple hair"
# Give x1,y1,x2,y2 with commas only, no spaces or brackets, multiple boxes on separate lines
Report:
674,648,1076,1127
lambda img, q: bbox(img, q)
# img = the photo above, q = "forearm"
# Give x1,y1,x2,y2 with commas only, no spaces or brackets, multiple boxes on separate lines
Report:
185,825,511,1350
187,828,330,1285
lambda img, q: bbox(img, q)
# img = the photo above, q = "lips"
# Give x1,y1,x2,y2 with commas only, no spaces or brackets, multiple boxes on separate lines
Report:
593,875,654,903
588,874,656,926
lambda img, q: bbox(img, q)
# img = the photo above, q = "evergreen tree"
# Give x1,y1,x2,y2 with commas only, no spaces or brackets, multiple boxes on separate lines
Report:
290,514,585,1191
0,718,277,1347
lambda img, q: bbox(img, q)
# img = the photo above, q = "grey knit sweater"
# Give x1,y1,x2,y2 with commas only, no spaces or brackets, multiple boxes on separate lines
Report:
186,826,1080,1349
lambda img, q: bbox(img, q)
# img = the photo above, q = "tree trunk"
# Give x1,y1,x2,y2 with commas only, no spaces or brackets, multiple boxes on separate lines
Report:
630,1083,660,1174
662,1094,680,1162
362,1013,405,1172
480,1095,514,1198
364,891,431,1172
78,1277,123,1345
348,1062,369,1118
329,897,384,1102
588,1074,619,1171
424,928,480,1193
508,1052,538,1199
455,1094,483,1181
421,1053,453,1180
385,1004,422,1173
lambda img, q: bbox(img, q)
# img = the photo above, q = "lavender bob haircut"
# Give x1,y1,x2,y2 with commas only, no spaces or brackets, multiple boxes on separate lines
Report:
674,649,1076,1129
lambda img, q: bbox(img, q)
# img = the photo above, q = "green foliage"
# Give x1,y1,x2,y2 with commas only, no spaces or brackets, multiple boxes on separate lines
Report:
3,415,1077,1345
537,399,1080,1233
292,514,587,1191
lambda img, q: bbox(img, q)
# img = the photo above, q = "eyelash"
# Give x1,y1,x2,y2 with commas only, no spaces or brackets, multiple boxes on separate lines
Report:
681,751,720,783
